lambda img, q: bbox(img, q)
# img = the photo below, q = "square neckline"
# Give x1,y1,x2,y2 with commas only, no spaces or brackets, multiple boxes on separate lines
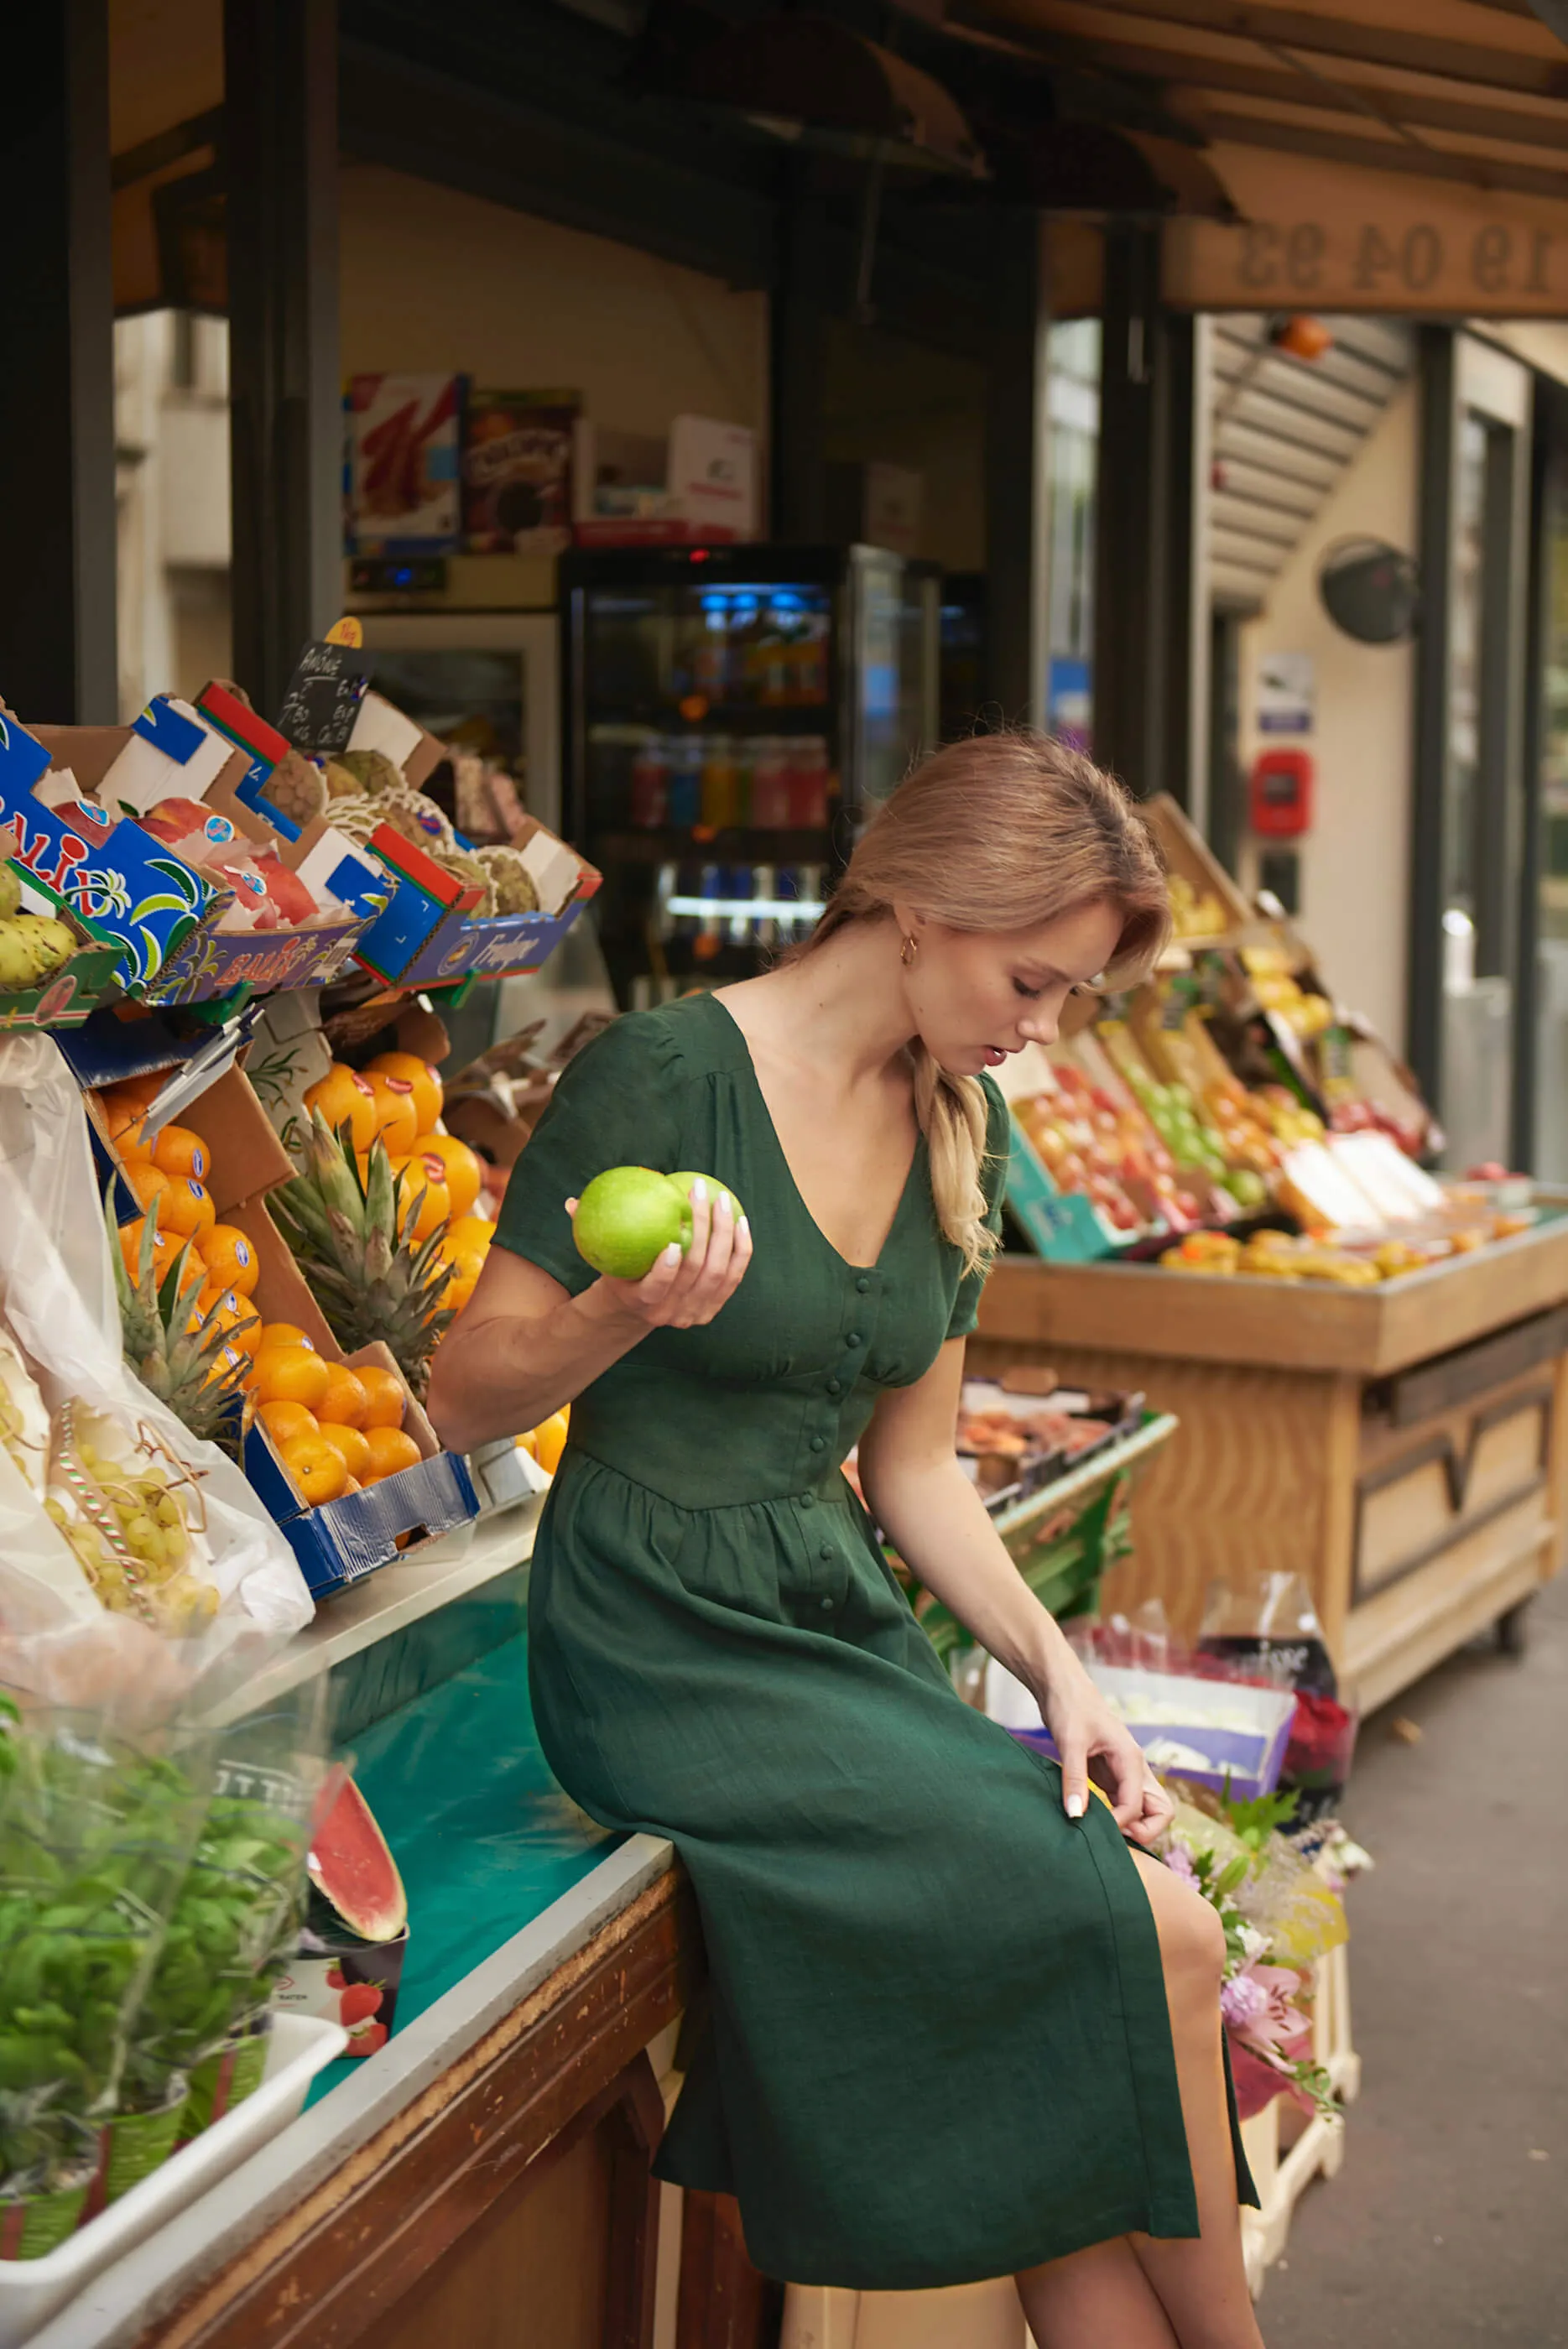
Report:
701,992,925,1273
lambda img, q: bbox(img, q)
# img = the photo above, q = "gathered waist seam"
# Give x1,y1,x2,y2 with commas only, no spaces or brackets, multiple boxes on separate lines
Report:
564,1440,853,1513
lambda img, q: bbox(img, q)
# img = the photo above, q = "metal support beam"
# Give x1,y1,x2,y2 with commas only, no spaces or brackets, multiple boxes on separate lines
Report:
226,0,341,716
1409,325,1455,1107
771,159,830,543
0,0,117,722
983,208,1047,726
1092,223,1179,798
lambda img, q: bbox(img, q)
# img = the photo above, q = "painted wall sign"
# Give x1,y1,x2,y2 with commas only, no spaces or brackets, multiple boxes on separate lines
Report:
1165,145,1568,316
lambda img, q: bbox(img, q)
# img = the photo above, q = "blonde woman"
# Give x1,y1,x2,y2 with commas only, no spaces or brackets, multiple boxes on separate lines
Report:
430,733,1263,2349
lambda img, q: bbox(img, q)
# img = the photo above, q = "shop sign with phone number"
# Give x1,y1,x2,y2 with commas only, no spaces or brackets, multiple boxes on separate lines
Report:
1166,206,1565,315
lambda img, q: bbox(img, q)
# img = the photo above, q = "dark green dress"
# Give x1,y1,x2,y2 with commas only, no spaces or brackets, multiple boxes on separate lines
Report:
495,994,1253,2291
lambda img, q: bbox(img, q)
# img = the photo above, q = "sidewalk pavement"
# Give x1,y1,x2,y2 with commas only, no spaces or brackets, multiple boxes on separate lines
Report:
1261,1570,1567,2347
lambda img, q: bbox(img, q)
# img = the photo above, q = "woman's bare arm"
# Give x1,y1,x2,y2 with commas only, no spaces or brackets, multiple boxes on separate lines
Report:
426,1185,751,1452
857,1343,1169,1840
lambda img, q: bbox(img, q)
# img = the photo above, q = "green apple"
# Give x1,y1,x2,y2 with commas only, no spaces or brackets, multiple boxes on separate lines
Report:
574,1165,693,1280
666,1170,745,1222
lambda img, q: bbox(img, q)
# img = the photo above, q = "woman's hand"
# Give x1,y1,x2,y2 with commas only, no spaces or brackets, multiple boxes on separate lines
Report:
1041,1662,1173,1846
570,1179,753,1331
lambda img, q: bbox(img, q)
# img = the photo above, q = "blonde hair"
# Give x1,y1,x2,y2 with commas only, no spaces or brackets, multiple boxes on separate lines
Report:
803,731,1170,1274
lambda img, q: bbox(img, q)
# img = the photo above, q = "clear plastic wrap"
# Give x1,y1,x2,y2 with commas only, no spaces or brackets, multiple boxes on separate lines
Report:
0,1034,311,1704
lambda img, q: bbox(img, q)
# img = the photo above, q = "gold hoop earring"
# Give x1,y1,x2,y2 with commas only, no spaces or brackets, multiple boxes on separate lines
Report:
900,934,918,967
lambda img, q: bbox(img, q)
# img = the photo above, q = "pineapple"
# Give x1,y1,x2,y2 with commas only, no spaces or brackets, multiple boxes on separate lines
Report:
108,1207,253,1451
270,1112,456,1396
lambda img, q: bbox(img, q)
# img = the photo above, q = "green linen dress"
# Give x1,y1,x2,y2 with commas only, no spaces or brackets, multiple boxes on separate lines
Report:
494,993,1255,2291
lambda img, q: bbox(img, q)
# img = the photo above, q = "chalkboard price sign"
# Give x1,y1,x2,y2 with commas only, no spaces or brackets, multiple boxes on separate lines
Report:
276,640,372,755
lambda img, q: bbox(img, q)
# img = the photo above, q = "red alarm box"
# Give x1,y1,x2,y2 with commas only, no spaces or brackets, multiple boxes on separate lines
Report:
1248,748,1313,837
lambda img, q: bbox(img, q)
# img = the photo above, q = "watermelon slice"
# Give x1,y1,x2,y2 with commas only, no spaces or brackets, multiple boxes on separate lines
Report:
307,1775,408,1943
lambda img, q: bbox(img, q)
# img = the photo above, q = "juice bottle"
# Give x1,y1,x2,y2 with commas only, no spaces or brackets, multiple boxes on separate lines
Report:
751,738,788,827
694,596,730,701
789,736,831,827
667,736,703,828
629,732,669,828
701,735,740,828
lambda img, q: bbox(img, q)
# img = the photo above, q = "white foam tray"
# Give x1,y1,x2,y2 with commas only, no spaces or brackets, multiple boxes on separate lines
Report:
0,2012,346,2348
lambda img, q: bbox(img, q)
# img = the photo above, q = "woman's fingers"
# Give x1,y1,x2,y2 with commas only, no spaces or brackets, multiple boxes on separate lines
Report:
1093,1732,1149,1830
1056,1729,1090,1821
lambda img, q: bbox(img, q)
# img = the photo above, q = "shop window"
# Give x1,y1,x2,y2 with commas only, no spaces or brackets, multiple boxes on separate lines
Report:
1044,320,1100,749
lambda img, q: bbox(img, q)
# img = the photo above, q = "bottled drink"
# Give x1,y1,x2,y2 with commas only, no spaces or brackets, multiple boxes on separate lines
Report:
725,863,753,949
789,736,831,827
753,862,777,951
667,735,703,829
694,596,730,701
629,732,669,828
701,735,740,829
751,737,789,828
794,610,830,706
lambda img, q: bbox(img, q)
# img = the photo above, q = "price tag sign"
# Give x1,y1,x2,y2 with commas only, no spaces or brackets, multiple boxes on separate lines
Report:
276,640,372,756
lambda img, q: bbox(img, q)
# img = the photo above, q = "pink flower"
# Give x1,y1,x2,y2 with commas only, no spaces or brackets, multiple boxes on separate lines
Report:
1164,1843,1199,1887
1222,1962,1309,2055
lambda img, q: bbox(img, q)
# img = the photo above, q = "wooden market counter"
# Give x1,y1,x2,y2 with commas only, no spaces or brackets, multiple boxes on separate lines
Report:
972,1213,1568,1711
28,1509,774,2349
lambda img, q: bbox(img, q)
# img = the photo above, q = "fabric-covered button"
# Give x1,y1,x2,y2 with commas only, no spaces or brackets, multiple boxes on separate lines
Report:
820,1595,834,1612
847,1333,863,1348
800,1492,815,1508
820,1544,833,1561
826,1378,842,1396
856,1275,871,1294
810,1435,826,1451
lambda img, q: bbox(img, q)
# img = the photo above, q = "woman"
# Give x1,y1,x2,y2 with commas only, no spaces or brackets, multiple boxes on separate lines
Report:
430,732,1263,2348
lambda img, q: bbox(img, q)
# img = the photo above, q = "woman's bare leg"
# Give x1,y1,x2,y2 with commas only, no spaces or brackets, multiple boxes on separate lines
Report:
1126,1848,1266,2349
1016,2234,1180,2348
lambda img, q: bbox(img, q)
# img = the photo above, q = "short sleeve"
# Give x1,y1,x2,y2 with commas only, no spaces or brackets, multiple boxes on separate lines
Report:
492,1014,686,1296
945,1075,1012,1341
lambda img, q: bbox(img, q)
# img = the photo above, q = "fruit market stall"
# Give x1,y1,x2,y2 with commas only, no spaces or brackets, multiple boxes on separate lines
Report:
974,799,1568,1712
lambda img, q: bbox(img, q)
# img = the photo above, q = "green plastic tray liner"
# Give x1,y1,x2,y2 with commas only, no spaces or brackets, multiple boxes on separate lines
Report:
306,1629,623,2106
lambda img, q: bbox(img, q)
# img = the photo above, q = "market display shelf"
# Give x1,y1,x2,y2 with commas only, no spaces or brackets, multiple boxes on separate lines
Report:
980,1202,1568,1379
987,1410,1178,1545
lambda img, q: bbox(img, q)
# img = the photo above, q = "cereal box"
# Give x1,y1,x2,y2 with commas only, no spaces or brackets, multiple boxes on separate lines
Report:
347,374,465,554
462,388,581,555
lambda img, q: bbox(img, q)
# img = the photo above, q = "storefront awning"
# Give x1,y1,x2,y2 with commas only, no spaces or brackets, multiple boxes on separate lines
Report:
949,0,1568,310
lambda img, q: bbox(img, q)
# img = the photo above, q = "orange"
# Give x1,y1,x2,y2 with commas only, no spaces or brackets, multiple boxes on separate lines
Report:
119,1215,175,1284
125,1164,171,1221
362,1425,421,1483
304,1064,378,1153
316,1420,372,1481
256,1322,314,1352
151,1123,210,1183
367,1052,442,1133
258,1398,318,1445
114,1115,156,1164
250,1344,331,1410
390,1155,450,1244
207,1340,249,1389
202,1223,259,1297
279,1432,348,1505
316,1362,368,1430
411,1131,482,1221
530,1408,570,1476
342,1476,362,1496
440,1259,479,1315
99,1076,163,1144
356,1367,405,1431
367,1075,419,1155
446,1215,495,1255
192,1288,256,1345
159,1177,216,1241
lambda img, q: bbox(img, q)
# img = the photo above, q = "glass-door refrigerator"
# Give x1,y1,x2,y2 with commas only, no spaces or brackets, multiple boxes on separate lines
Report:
560,543,939,1006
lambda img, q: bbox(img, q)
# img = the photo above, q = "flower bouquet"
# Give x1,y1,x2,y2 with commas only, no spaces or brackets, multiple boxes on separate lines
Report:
1161,1782,1363,2123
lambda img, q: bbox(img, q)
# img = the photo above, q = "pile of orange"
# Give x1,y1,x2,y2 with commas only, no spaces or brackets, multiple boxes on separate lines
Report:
248,1336,420,1504
99,1082,268,1366
518,1405,570,1476
305,1055,495,1318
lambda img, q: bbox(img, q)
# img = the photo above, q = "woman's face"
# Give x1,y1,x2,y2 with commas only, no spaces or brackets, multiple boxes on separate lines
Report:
898,897,1126,1078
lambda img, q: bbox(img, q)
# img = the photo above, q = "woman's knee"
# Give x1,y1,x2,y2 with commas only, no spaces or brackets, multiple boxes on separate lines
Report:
1136,1858,1228,2004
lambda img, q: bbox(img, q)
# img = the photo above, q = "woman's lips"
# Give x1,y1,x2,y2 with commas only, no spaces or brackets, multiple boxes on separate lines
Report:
982,1046,1008,1067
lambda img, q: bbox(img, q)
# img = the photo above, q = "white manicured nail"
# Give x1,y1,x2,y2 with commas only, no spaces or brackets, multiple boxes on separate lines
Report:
661,1242,681,1265
715,1190,732,1218
737,1216,750,1242
1065,1794,1086,1820
691,1178,707,1202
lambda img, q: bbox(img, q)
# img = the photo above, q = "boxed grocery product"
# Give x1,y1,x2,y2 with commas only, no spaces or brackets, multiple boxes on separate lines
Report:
986,1659,1298,1801
463,388,581,554
2,716,219,993
0,829,120,1030
346,374,465,555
